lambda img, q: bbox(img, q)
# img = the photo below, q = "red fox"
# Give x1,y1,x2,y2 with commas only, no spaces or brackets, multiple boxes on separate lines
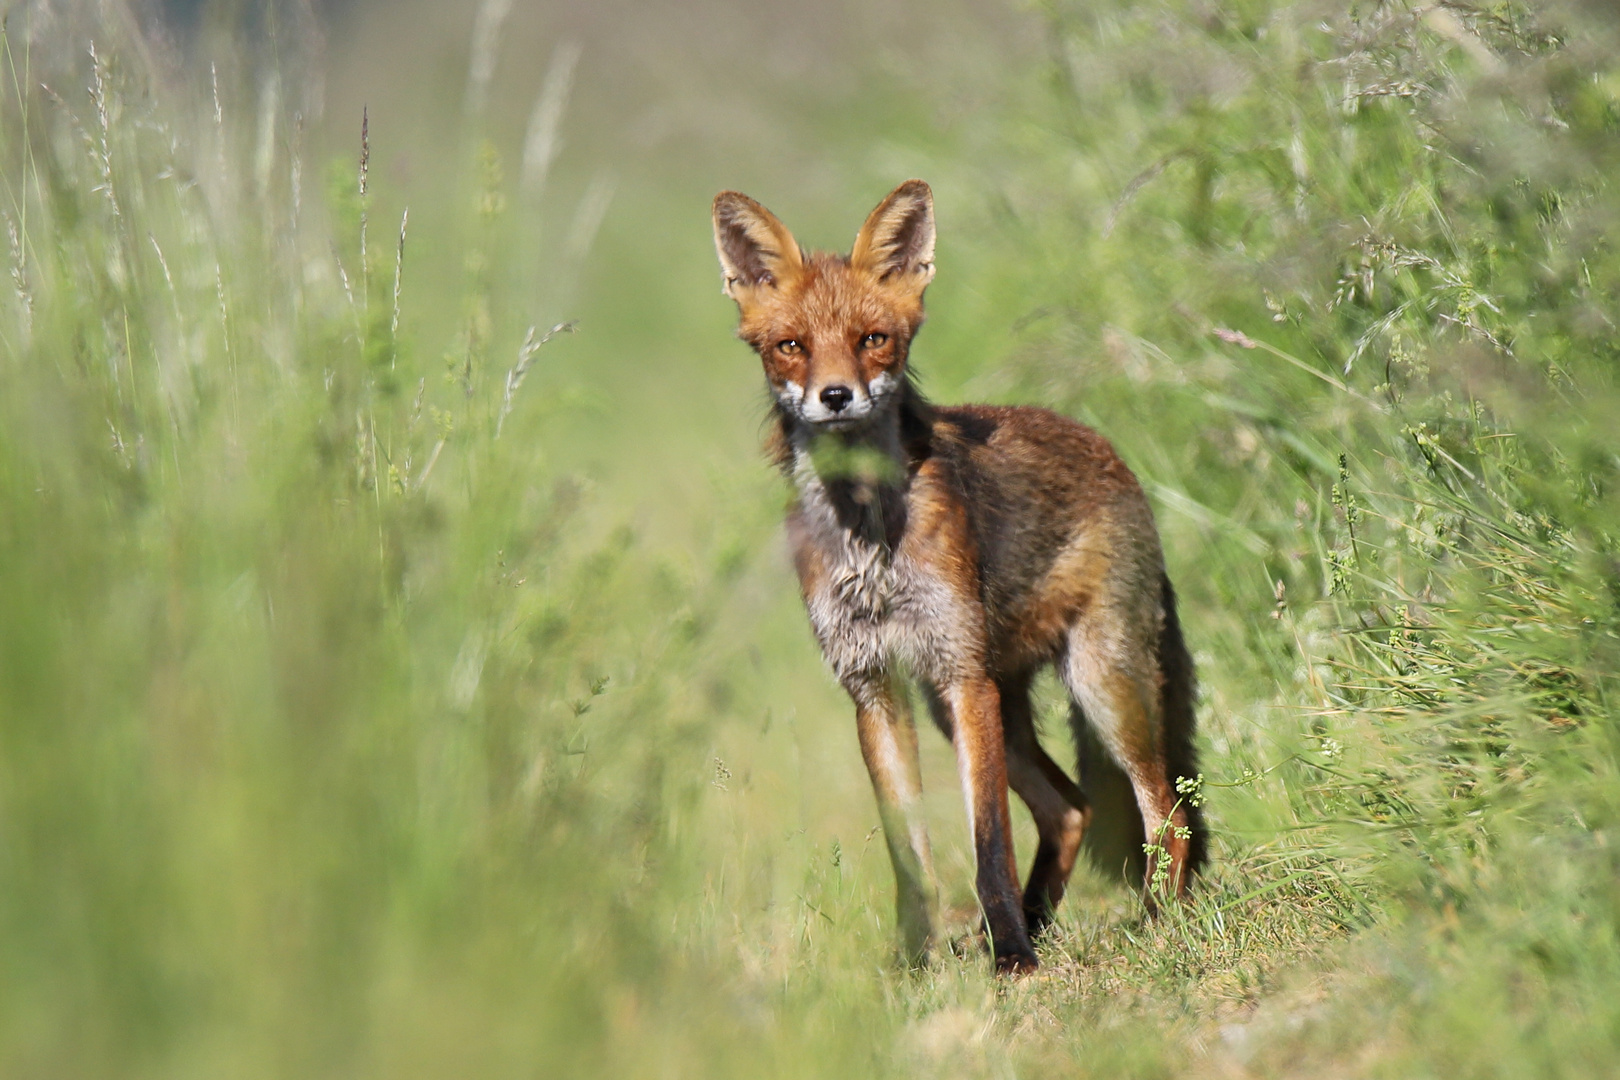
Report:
712,180,1204,974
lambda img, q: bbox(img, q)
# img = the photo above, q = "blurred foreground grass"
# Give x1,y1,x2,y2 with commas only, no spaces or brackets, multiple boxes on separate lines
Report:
4,1,1620,1076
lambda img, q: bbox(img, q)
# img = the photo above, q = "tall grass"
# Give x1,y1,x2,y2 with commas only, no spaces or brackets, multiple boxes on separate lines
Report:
966,0,1620,1071
0,9,787,1077
3,0,1620,1076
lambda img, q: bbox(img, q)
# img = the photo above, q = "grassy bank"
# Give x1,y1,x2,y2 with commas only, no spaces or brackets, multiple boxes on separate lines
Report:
2,1,1619,1076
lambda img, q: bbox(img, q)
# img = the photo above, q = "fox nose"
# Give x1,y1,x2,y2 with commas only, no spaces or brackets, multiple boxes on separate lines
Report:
819,385,854,413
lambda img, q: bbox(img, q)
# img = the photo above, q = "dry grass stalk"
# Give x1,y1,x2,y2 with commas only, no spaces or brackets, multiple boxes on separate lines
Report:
520,41,580,199
464,0,514,119
391,207,407,349
496,320,575,438
358,106,370,316
6,212,31,343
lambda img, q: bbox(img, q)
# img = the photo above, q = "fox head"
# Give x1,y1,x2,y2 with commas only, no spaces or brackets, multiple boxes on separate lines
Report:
712,180,935,432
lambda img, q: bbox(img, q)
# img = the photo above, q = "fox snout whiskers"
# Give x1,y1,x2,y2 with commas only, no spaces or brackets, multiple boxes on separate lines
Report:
780,372,902,429
790,382,874,427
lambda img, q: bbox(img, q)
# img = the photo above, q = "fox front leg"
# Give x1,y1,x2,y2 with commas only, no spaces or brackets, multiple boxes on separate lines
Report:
852,679,939,966
942,675,1038,974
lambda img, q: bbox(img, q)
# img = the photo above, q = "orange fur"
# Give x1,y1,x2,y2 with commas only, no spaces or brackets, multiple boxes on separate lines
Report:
714,181,1205,975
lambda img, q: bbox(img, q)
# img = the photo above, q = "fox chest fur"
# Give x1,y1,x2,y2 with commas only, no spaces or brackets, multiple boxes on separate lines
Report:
786,458,982,692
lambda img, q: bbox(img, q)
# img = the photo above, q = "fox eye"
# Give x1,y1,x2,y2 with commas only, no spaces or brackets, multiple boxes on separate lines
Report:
862,332,889,349
776,339,803,356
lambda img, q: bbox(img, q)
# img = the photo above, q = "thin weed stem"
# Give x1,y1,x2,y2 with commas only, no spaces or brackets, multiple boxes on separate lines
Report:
391,207,407,355
496,320,576,438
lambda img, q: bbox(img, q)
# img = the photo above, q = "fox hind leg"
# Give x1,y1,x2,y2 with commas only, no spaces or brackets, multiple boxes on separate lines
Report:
998,674,1089,936
1073,703,1148,884
1059,617,1195,904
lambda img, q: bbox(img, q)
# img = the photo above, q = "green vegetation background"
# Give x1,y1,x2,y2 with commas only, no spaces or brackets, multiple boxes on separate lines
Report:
3,0,1619,1075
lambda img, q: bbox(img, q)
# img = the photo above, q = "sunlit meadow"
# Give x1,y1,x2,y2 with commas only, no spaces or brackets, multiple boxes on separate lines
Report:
3,1,1620,1076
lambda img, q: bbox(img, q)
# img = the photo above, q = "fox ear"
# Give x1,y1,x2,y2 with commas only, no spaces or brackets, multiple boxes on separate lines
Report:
851,179,935,289
712,191,805,301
